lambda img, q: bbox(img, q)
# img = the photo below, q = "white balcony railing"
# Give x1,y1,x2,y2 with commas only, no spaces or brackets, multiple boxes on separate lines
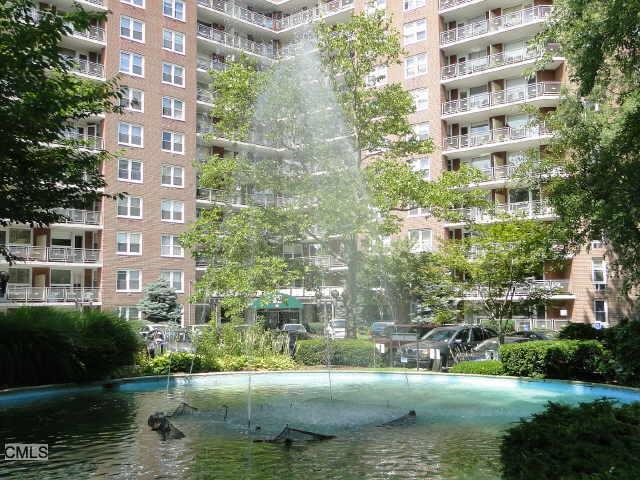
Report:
439,0,480,11
5,286,101,304
448,200,555,223
442,82,561,116
197,88,215,104
61,131,104,150
67,58,105,79
197,57,228,72
443,124,550,151
464,279,571,298
69,23,105,42
440,6,553,45
442,48,539,81
53,208,101,225
197,23,277,59
2,245,100,264
196,188,290,208
284,255,347,269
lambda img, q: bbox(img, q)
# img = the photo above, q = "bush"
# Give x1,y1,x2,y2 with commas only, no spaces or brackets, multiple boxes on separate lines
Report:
499,340,610,381
501,400,640,480
603,319,640,387
295,339,381,367
558,322,604,340
138,352,210,376
449,360,504,375
0,308,141,387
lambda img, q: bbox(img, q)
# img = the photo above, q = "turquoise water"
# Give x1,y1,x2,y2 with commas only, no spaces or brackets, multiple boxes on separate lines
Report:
1,372,638,479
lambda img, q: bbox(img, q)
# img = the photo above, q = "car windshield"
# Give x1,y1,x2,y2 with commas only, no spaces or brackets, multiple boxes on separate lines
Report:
422,328,457,342
331,320,346,328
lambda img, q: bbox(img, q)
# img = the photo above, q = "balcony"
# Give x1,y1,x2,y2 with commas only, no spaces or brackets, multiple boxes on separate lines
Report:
5,286,101,304
197,121,284,152
442,82,562,121
197,57,228,73
2,246,101,264
443,124,551,157
440,5,552,48
446,200,555,225
68,23,105,44
196,188,290,208
197,88,215,105
61,131,104,151
53,208,101,226
67,58,105,80
285,255,347,270
196,23,277,60
463,279,572,299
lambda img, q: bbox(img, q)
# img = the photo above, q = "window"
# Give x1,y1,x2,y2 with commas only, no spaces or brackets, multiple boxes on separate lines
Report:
412,157,430,180
163,0,185,21
591,239,604,249
120,86,144,112
118,306,142,321
119,51,144,77
118,158,142,183
404,0,426,10
8,267,30,284
594,300,608,323
117,232,141,255
592,258,606,284
116,269,141,292
163,29,185,54
162,63,184,87
366,0,385,13
161,270,184,292
365,65,387,87
405,53,427,78
404,19,426,45
408,205,429,217
413,123,430,141
117,195,142,218
121,0,144,7
162,131,184,154
409,228,432,252
120,16,144,42
162,96,185,120
410,88,429,111
9,229,31,244
161,234,184,257
161,200,184,223
161,165,184,187
51,269,72,286
118,122,143,147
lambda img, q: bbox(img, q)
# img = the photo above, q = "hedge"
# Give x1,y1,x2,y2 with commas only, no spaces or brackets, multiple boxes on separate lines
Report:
603,319,640,387
138,352,296,375
501,400,640,480
449,360,504,375
499,340,610,381
558,322,604,341
295,339,381,367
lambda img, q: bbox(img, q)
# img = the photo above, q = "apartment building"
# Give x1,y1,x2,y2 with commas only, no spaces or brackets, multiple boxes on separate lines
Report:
0,0,630,328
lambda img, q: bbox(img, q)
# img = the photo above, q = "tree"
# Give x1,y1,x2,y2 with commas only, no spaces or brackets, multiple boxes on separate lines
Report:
530,0,640,289
184,12,485,331
138,279,182,324
0,1,119,253
435,220,564,341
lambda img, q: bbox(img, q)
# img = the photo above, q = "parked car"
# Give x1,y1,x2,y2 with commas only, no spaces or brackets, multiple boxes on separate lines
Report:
513,330,553,340
397,325,497,368
281,323,309,339
468,336,530,361
326,319,346,339
371,322,394,337
139,324,166,338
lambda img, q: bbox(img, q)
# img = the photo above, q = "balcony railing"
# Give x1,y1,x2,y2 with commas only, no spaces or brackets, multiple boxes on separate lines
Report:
61,131,104,150
67,58,105,79
197,23,277,59
443,124,550,151
439,0,479,11
5,286,101,304
463,279,571,298
197,57,228,72
442,48,539,81
2,245,100,264
442,82,562,116
285,255,347,269
197,121,275,148
69,23,105,42
197,88,215,104
53,208,101,225
440,6,553,45
197,188,291,208
448,200,554,223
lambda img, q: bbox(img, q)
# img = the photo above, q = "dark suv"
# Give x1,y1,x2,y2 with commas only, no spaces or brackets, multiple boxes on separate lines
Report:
397,325,497,368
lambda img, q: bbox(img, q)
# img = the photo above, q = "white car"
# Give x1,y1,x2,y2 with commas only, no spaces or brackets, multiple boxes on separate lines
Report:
325,319,346,339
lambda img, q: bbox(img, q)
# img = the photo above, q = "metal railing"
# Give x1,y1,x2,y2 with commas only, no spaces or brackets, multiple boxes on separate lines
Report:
5,286,101,304
53,208,101,225
442,48,540,81
197,56,228,72
448,200,555,223
60,131,104,150
67,58,105,79
196,188,291,208
69,23,105,42
440,6,552,45
197,23,277,59
79,0,104,5
442,82,561,116
439,0,480,11
443,124,550,151
285,255,347,269
277,286,344,298
197,88,215,104
464,279,571,298
1,245,100,264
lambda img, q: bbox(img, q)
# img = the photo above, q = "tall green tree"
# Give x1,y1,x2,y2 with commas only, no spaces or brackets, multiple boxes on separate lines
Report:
183,12,482,331
532,0,640,289
138,279,182,324
0,1,119,249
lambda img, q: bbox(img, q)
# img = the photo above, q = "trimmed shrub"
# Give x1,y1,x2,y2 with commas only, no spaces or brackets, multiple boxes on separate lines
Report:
499,340,610,381
558,322,604,340
501,400,640,480
0,308,141,387
603,319,640,387
138,352,210,375
295,339,381,367
449,360,504,375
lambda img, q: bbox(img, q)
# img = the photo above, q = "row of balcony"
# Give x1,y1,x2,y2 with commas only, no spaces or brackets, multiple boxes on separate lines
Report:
447,200,555,224
66,57,105,80
441,82,561,117
2,246,100,264
3,286,101,304
285,255,347,269
29,9,105,43
197,57,228,72
197,0,353,32
196,188,290,208
462,279,572,298
440,5,552,46
443,124,550,152
53,208,101,226
197,23,278,59
442,48,539,81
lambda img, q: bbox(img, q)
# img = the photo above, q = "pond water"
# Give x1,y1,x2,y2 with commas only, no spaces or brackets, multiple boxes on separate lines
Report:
1,371,638,479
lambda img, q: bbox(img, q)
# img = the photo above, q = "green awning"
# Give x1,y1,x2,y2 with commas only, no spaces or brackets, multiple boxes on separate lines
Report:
252,293,302,310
